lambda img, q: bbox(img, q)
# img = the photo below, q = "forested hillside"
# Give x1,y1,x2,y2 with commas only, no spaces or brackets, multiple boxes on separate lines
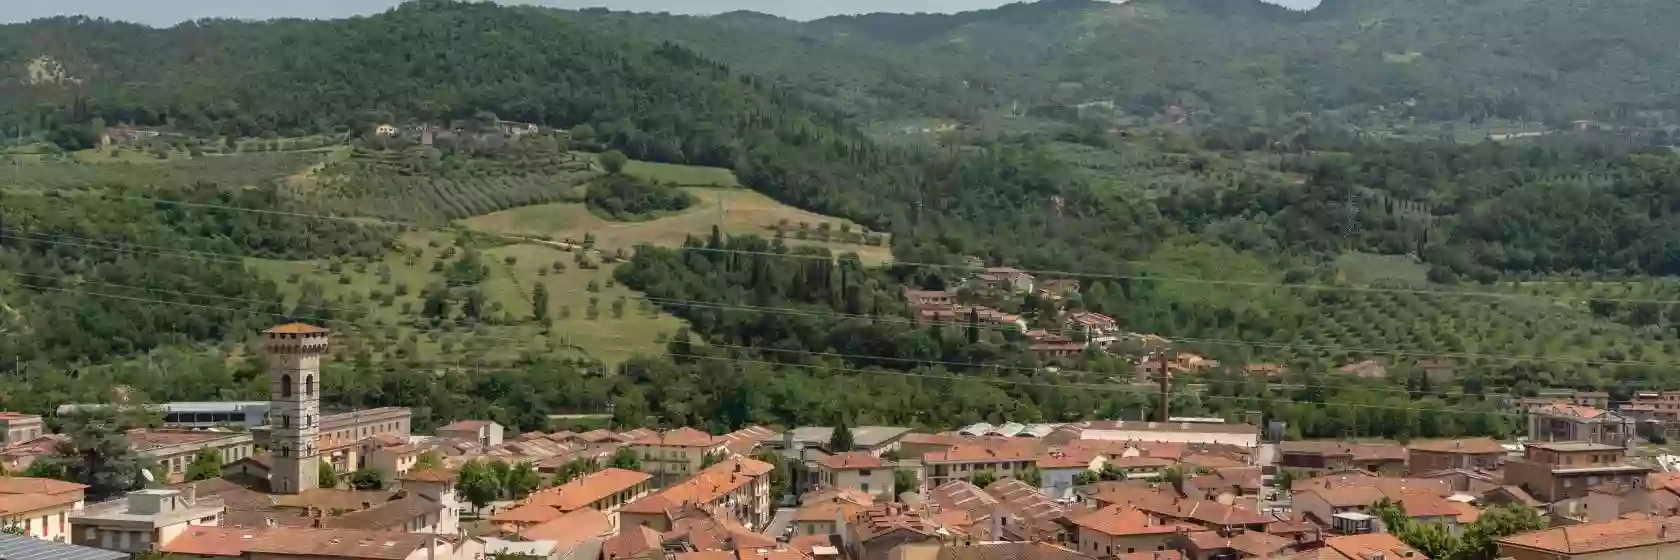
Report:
567,0,1680,126
3,0,1680,441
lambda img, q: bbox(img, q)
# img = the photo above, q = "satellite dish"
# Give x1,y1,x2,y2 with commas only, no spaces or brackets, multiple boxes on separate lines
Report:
142,469,156,483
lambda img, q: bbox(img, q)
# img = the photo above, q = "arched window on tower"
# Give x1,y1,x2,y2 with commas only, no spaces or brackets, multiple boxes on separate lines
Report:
281,374,293,398
305,375,315,397
280,445,291,458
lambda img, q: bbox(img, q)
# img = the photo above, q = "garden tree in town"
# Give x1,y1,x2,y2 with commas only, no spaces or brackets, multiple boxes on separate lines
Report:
700,451,727,468
894,470,918,496
318,462,340,489
487,459,514,497
1073,470,1100,486
828,418,855,452
609,447,642,471
184,449,225,482
349,469,384,490
1459,506,1545,560
414,451,444,471
456,459,502,514
505,461,542,499
551,457,598,486
27,409,153,501
754,451,791,498
1019,466,1042,487
969,470,998,488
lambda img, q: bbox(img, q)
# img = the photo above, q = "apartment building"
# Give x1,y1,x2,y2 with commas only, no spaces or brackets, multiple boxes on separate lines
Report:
1504,442,1650,503
69,488,224,554
1406,438,1507,474
435,420,504,447
1070,504,1195,558
1497,517,1680,560
129,429,256,484
814,452,897,501
628,427,728,478
620,456,774,531
0,477,88,541
492,467,652,530
1527,404,1633,447
1277,442,1407,476
921,445,1041,488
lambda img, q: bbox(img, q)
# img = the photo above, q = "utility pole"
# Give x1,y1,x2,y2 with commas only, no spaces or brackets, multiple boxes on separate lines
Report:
1156,351,1173,423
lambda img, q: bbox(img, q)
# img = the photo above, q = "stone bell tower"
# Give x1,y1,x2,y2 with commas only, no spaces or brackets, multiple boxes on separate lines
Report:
263,323,328,494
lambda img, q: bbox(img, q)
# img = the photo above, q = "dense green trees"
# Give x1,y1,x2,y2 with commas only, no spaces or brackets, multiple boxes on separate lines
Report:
584,176,695,221
28,410,154,501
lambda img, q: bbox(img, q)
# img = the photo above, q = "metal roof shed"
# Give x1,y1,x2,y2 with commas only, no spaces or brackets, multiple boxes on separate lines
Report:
0,534,129,560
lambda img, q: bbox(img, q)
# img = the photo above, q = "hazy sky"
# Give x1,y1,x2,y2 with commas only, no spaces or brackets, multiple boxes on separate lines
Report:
5,0,1320,26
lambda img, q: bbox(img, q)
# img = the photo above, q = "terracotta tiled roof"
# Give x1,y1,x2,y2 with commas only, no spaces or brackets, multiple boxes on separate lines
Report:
321,495,444,531
937,541,1090,560
1182,453,1247,469
1535,403,1610,419
818,452,886,470
1323,533,1428,560
519,508,612,547
1292,473,1452,497
601,525,663,560
927,440,1041,460
490,503,563,525
398,468,457,483
160,526,265,557
264,323,329,334
1071,504,1192,536
1116,551,1186,560
1392,493,1464,519
1407,438,1506,455
1279,441,1406,462
576,429,617,443
632,427,719,447
1107,456,1176,469
1498,518,1680,554
621,457,772,514
0,476,87,495
796,497,870,522
788,534,839,556
524,468,651,511
241,527,432,560
1186,529,1296,557
1037,450,1099,469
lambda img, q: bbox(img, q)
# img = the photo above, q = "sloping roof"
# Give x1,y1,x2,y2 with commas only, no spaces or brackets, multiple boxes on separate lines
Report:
321,495,444,530
1186,529,1296,557
923,444,1041,464
631,427,718,447
1071,504,1189,536
398,468,457,483
524,468,651,511
1534,403,1612,419
936,541,1090,560
0,477,88,495
1498,518,1680,554
1279,441,1406,462
1182,453,1247,469
1407,438,1506,455
600,525,663,560
818,452,886,470
519,508,612,547
241,527,432,560
621,457,773,514
490,503,564,525
158,526,258,557
0,533,127,560
1323,533,1428,560
264,323,329,334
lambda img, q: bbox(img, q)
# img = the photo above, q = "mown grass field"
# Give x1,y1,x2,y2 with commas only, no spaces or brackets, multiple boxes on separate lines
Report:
246,231,685,365
461,185,894,265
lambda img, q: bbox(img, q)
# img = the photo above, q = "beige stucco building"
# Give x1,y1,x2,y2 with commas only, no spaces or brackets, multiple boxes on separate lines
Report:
0,477,88,541
70,488,224,553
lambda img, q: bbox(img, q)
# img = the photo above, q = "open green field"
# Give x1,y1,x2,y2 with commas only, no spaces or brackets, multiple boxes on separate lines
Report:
619,159,741,187
0,151,326,191
245,231,686,365
459,186,894,265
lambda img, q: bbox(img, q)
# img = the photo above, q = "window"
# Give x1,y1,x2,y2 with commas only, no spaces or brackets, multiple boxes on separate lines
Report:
861,483,870,493
281,375,293,397
305,375,315,396
282,415,291,429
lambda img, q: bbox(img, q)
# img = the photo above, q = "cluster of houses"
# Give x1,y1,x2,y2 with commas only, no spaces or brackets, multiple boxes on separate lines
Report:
7,324,1680,560
903,267,1121,362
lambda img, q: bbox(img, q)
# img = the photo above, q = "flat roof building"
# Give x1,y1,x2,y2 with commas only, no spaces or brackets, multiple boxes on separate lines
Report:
0,532,127,560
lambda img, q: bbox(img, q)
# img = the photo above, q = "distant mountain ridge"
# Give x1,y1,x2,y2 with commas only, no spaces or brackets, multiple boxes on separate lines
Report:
563,0,1680,125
